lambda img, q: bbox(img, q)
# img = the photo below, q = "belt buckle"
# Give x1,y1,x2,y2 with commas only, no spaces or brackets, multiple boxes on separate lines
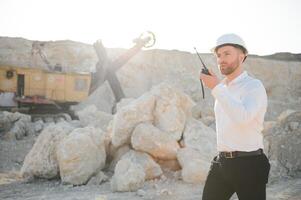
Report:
225,152,234,158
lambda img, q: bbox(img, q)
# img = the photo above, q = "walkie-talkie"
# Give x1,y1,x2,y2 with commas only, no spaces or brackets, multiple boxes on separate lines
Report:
194,47,210,75
194,47,210,99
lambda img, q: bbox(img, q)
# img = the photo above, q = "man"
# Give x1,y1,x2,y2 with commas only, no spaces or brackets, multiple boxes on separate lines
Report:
200,33,270,200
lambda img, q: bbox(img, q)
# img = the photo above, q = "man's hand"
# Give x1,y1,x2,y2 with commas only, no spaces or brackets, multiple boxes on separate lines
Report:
200,69,220,90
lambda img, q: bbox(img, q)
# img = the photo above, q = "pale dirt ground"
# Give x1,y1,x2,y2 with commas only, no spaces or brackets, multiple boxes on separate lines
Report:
1,172,301,200
1,136,301,200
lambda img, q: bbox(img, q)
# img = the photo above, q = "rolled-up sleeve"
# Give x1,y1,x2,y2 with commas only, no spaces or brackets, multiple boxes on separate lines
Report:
212,80,267,124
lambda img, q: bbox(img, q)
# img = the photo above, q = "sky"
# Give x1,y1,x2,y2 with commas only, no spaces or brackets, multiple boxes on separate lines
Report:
0,0,300,55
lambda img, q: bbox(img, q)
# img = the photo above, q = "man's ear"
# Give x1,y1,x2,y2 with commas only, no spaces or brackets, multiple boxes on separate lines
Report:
242,55,247,62
239,52,246,63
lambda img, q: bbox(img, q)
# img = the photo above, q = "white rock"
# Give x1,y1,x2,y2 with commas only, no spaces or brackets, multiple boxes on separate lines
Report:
87,171,108,185
21,122,75,179
151,83,195,141
102,120,113,155
177,147,210,183
111,93,155,148
10,119,30,140
137,189,147,197
33,120,44,133
107,144,131,172
56,126,106,185
3,111,32,140
5,111,31,123
131,122,180,160
155,159,181,171
116,98,135,112
154,100,186,141
111,158,145,192
182,118,217,161
201,116,215,127
265,111,301,180
76,105,113,131
122,150,162,180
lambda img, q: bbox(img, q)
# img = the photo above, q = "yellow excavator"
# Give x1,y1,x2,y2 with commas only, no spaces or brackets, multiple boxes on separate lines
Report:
0,32,155,119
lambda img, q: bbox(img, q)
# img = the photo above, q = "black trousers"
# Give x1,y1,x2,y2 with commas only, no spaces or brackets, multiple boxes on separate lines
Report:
202,154,270,200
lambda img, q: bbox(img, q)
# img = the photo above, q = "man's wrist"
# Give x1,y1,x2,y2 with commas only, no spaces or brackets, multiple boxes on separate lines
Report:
210,82,219,90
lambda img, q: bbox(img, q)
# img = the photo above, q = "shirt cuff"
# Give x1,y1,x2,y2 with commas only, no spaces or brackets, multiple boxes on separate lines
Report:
211,83,225,99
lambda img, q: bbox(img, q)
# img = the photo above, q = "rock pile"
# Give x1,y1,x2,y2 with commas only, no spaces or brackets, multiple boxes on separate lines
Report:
0,111,33,140
21,122,75,179
2,83,300,193
19,83,217,192
264,110,301,181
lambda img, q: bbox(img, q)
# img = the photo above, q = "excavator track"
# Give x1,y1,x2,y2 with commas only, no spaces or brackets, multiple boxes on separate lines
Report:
30,113,72,123
1,103,77,123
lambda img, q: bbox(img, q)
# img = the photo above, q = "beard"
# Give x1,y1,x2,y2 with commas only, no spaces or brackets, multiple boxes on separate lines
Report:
219,58,240,75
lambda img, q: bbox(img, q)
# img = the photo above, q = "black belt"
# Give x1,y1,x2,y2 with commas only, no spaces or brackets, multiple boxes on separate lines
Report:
219,149,263,159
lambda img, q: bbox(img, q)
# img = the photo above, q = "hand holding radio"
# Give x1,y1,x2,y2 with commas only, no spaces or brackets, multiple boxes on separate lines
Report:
194,47,219,95
200,69,219,89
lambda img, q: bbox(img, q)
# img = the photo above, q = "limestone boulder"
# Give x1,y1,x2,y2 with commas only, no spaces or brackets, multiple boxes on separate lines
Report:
182,118,217,161
0,111,33,140
107,144,131,172
191,102,215,120
33,119,44,133
177,147,211,183
75,104,113,131
21,122,75,179
0,112,12,135
8,117,33,140
56,126,106,185
87,171,108,185
264,110,301,180
131,122,180,160
155,159,181,171
111,157,145,192
201,116,215,127
111,93,155,148
102,120,114,155
122,150,162,180
151,83,195,141
115,98,135,112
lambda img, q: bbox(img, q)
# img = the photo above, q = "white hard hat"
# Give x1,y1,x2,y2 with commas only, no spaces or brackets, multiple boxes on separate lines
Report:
212,33,248,54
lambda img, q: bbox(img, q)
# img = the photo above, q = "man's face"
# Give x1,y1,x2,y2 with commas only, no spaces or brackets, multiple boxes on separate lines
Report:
215,45,245,75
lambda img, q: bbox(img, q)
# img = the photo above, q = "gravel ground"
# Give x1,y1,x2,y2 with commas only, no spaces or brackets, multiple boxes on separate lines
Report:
1,135,301,200
0,171,301,200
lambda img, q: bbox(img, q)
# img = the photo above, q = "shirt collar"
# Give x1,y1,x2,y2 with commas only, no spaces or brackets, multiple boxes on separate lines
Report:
221,71,248,86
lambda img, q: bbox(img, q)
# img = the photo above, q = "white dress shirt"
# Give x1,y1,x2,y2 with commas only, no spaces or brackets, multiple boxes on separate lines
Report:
211,71,267,152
